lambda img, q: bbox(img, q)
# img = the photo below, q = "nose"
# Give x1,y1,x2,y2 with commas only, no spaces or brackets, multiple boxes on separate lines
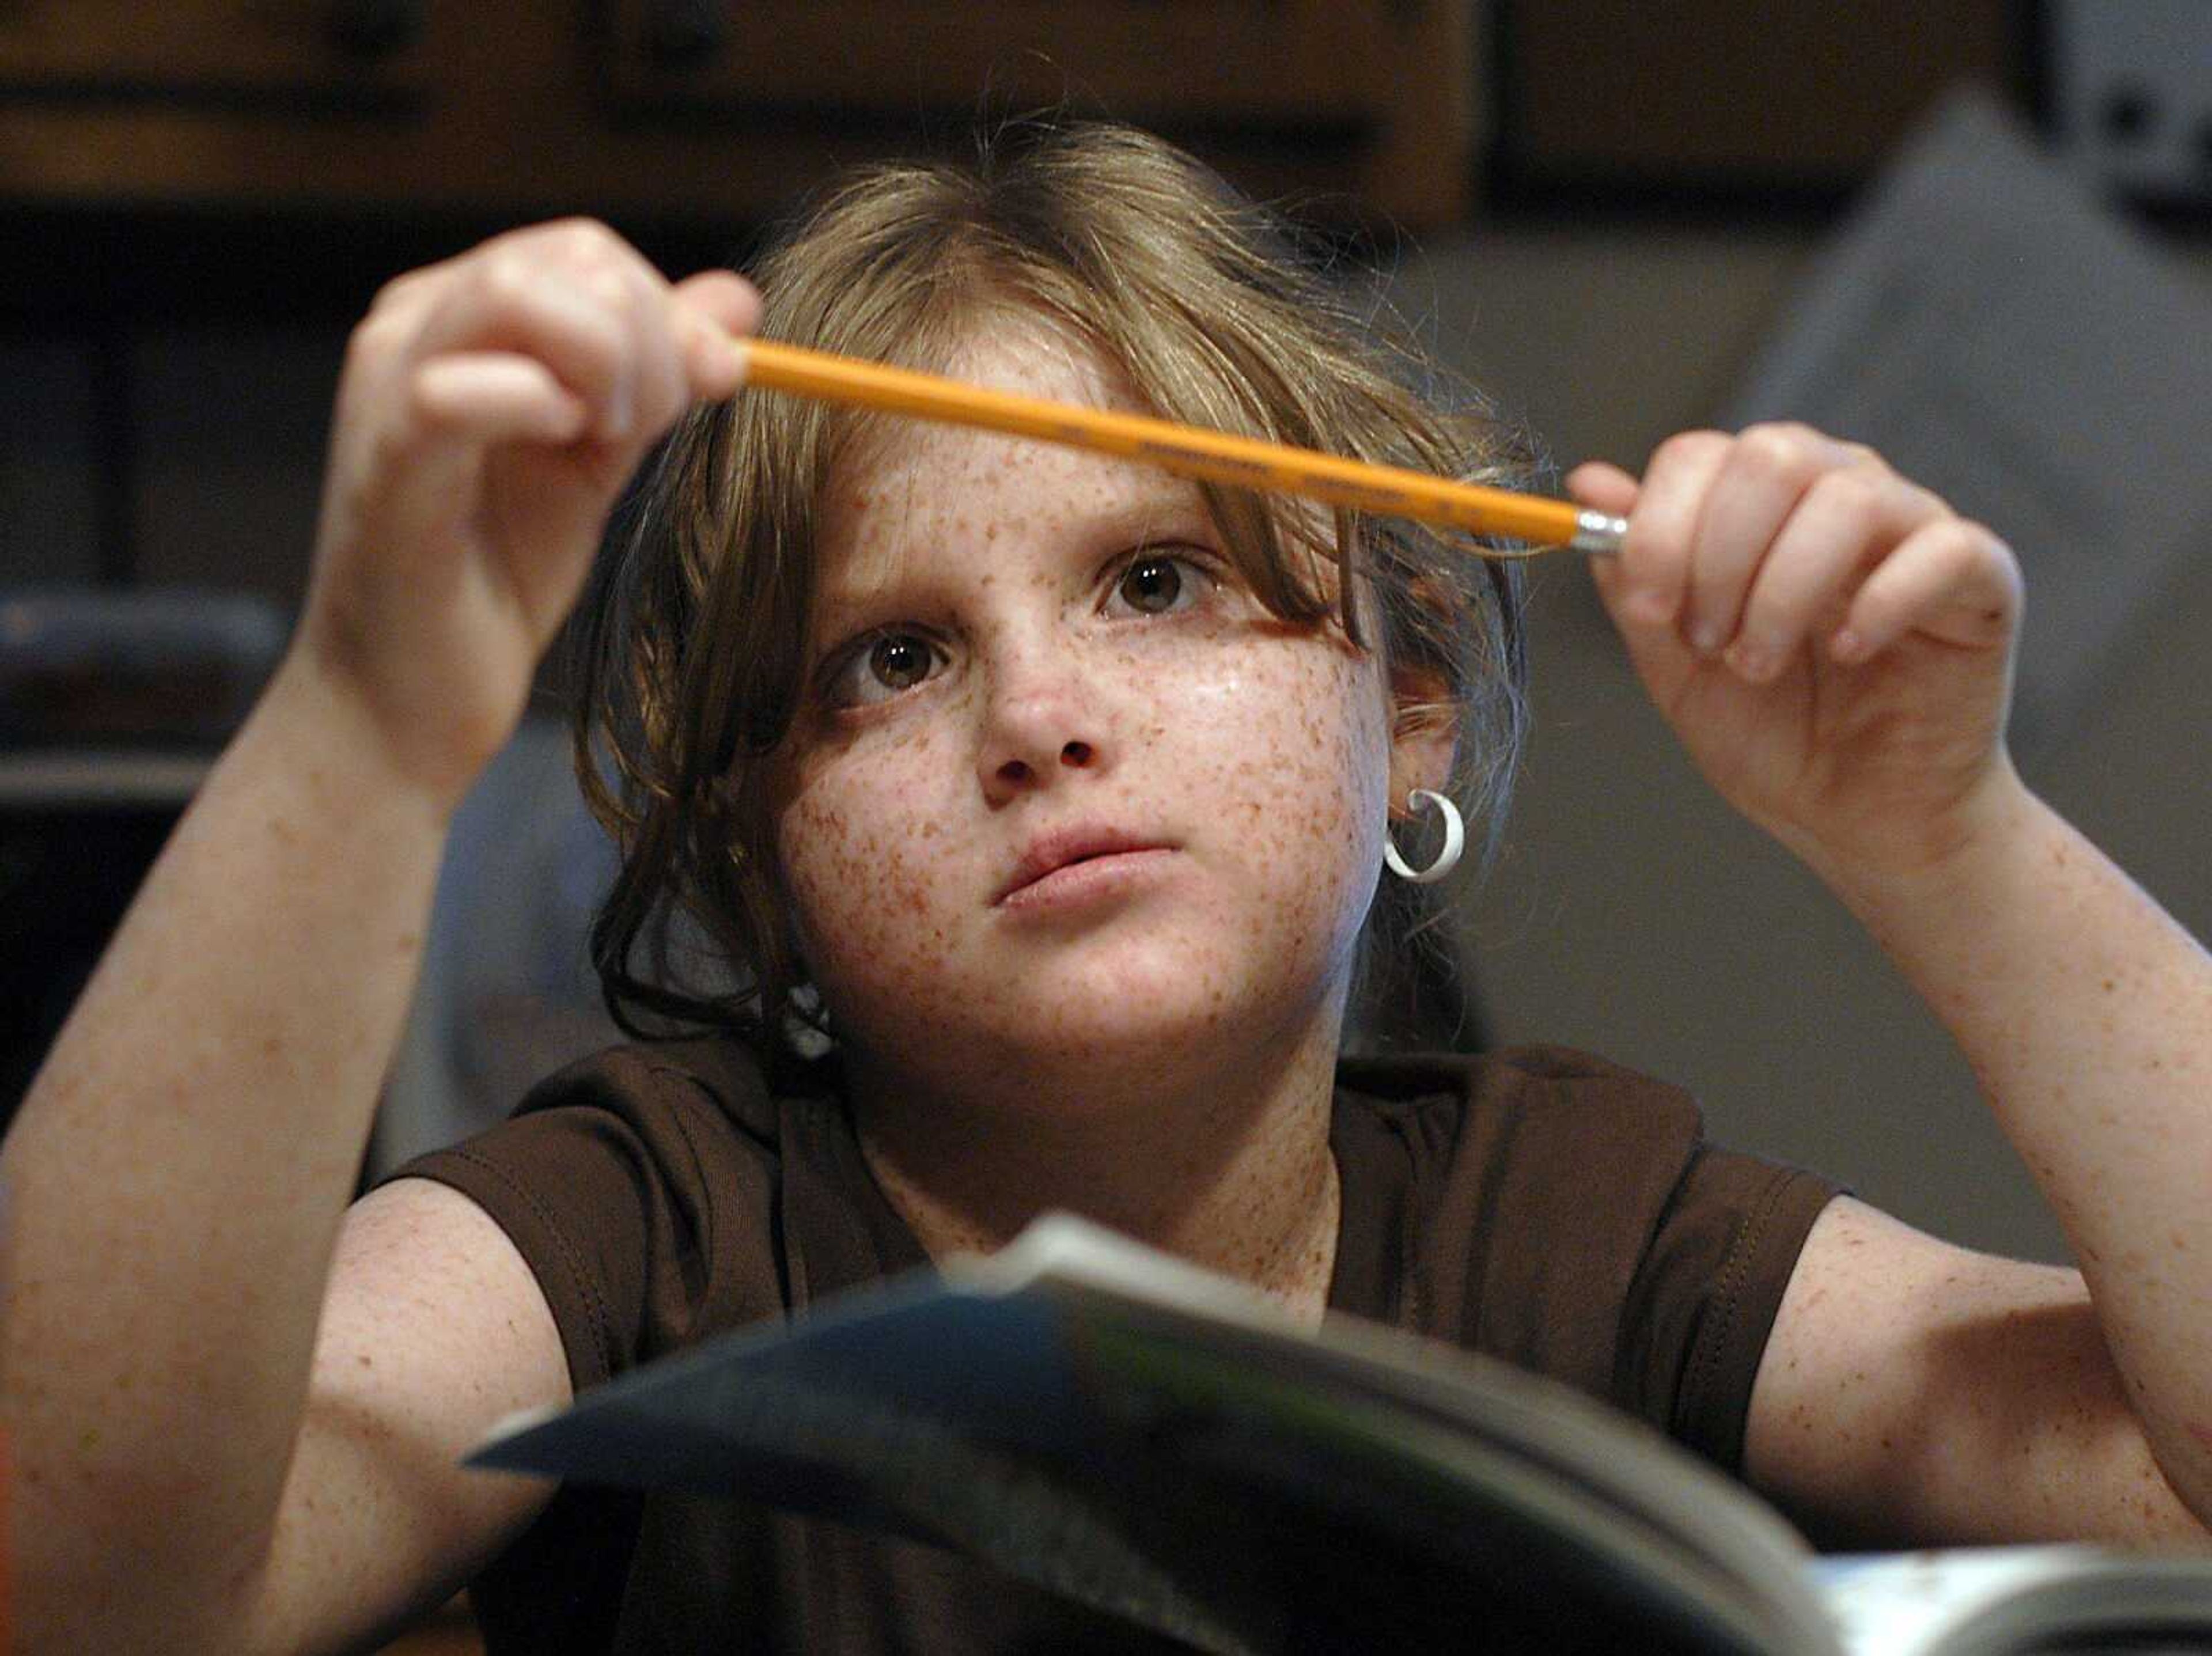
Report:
976,639,1108,805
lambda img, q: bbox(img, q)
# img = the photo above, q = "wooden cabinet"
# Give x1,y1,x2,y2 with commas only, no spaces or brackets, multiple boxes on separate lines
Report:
1491,1,2021,200
0,1,1475,229
0,0,430,98
599,2,1385,125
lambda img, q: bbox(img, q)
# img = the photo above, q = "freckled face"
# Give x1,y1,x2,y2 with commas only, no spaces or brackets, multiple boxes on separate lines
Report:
767,327,1396,1102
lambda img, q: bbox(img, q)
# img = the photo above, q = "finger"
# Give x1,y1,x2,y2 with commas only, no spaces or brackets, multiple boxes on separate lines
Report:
412,259,638,439
596,256,688,445
1614,430,1732,631
553,226,699,446
1566,460,1639,517
1726,461,1948,683
410,354,591,448
671,270,760,399
1833,517,2021,665
416,221,686,443
1681,424,1861,657
1570,462,1645,621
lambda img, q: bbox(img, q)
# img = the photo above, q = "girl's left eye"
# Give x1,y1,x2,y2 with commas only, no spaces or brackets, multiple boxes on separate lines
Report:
1108,552,1213,617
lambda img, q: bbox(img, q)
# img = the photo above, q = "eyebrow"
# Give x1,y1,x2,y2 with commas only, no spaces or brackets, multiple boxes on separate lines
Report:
1081,476,1218,544
812,469,1217,627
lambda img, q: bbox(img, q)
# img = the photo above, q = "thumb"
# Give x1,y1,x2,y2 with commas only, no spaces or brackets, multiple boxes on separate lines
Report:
1566,459,1639,516
1565,460,1645,623
671,269,763,399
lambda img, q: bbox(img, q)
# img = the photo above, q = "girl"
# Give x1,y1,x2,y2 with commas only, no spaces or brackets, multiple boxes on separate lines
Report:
9,122,2212,1654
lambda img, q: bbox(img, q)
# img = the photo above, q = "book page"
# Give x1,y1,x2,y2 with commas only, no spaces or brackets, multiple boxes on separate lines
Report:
1813,1548,2098,1654
1812,1545,2212,1656
479,1213,1841,1654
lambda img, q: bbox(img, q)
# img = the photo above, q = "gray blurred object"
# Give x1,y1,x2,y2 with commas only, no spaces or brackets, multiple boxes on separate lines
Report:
371,715,625,1175
2043,0,2212,207
1727,87,2212,753
0,586,286,753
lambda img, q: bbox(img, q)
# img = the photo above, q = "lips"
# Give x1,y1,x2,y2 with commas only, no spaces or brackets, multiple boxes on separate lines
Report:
993,825,1175,905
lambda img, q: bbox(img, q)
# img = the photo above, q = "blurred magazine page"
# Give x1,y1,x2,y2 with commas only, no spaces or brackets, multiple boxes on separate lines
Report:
1728,88,2212,752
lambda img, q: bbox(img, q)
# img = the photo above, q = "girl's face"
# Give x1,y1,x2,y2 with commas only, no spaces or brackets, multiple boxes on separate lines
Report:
768,324,1421,1105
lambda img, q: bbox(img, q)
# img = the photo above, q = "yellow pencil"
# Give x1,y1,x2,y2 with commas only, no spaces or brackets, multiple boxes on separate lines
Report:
738,338,1625,557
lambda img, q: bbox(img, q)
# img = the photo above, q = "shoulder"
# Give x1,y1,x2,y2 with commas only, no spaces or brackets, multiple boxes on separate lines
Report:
427,1035,799,1231
384,1037,825,1387
1336,1044,1839,1469
512,1034,784,1138
1335,1042,1706,1172
1332,1043,1717,1354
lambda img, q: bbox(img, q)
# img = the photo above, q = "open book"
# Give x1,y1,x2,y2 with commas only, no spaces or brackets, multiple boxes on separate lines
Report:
473,1214,2212,1655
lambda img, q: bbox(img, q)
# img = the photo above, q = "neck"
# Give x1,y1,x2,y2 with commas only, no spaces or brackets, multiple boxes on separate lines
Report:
844,1009,1346,1324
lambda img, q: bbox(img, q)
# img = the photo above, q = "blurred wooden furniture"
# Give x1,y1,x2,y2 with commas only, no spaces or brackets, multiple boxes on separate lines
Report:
1491,0,2022,202
0,0,1476,229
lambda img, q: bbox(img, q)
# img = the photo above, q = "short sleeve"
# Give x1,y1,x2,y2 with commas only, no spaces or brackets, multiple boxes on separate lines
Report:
1617,1143,1839,1471
378,1040,788,1395
1339,1045,1841,1476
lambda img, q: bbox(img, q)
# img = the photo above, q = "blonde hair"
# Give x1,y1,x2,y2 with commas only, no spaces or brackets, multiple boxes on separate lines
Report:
572,120,1530,1055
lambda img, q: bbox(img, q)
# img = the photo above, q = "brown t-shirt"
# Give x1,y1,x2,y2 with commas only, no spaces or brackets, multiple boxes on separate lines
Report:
389,1040,1839,1654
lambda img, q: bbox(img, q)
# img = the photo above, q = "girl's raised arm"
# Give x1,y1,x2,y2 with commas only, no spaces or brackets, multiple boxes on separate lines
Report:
1574,431,2212,1546
0,221,755,1651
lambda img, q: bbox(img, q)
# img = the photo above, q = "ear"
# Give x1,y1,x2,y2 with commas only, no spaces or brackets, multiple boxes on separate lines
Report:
1385,663,1457,816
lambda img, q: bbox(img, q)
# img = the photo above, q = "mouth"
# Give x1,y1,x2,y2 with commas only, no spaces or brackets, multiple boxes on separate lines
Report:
994,827,1177,907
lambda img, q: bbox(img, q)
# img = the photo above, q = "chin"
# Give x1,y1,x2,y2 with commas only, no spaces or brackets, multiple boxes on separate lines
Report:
826,909,1362,1095
896,975,1332,1102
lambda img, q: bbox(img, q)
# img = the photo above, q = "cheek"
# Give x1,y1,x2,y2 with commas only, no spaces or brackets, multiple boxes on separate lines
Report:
775,733,963,999
1152,637,1392,950
1178,642,1389,839
1279,657,1391,903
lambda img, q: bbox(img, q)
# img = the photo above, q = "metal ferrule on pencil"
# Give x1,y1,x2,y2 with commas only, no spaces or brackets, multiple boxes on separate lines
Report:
1571,510,1630,556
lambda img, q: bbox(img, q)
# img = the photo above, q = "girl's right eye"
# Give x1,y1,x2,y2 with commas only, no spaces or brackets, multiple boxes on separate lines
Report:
821,630,944,709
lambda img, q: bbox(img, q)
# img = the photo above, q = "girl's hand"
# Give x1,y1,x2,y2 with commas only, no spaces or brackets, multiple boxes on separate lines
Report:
1571,425,2025,884
294,219,759,805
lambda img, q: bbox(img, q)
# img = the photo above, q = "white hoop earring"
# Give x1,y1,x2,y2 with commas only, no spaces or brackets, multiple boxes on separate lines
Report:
1383,789,1465,885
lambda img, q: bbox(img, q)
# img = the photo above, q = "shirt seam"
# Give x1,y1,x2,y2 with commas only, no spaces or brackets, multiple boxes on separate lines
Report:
435,1144,619,1391
1679,1160,1796,1446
